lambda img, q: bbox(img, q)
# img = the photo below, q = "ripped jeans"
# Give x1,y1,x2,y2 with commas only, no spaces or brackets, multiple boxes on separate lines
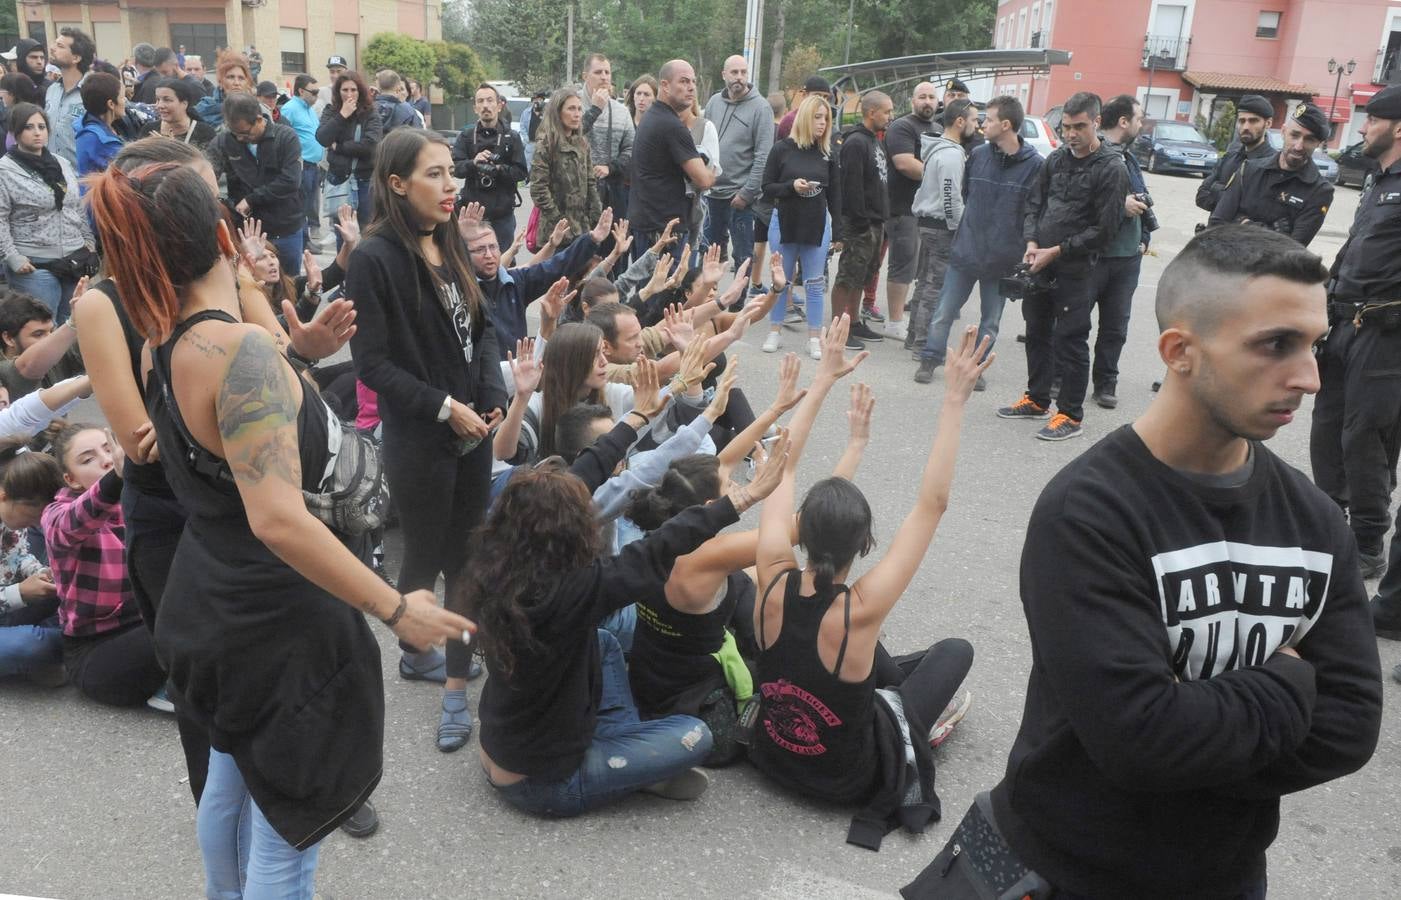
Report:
491,629,713,817
768,214,831,332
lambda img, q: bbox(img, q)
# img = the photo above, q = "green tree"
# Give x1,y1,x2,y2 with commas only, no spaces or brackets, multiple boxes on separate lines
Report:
430,41,489,104
469,0,571,90
781,44,823,94
363,33,438,86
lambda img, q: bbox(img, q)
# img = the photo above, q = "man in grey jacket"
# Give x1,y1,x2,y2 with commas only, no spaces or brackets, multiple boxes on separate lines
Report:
702,54,773,272
578,52,635,227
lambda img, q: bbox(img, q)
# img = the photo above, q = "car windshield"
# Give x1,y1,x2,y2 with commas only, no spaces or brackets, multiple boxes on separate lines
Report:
1021,119,1041,138
1154,123,1209,143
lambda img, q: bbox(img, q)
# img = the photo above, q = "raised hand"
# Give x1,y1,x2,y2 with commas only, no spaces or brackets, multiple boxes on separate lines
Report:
548,217,571,248
667,246,690,289
588,206,615,243
507,338,543,395
237,217,266,262
651,217,681,254
333,204,361,248
769,251,787,294
764,353,806,415
728,427,790,512
673,333,715,393
69,275,90,313
631,356,667,420
847,382,875,444
610,217,632,257
284,296,357,360
705,358,739,420
661,303,696,350
942,325,995,405
819,313,869,381
538,276,575,323
455,202,485,241
701,244,724,284
303,250,323,294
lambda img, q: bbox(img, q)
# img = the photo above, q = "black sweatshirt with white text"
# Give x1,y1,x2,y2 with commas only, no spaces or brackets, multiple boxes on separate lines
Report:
991,426,1381,899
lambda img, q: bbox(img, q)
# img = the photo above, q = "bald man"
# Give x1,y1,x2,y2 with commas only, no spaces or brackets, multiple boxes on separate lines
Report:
703,53,774,273
628,59,716,259
948,224,1381,900
833,90,895,349
882,80,941,341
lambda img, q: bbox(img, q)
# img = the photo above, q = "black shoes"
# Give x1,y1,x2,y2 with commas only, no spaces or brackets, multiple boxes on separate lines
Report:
1360,552,1387,581
850,320,884,343
1093,384,1119,409
340,800,379,838
914,359,938,384
1371,596,1401,640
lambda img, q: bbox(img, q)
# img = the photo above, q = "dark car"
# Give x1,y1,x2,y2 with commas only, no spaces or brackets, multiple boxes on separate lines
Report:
1336,140,1379,188
1131,120,1219,175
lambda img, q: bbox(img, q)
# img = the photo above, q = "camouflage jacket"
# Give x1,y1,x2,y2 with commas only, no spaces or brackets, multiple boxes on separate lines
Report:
529,136,603,241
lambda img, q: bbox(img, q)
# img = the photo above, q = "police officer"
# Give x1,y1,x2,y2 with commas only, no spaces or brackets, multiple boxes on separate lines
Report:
1196,93,1275,212
1321,86,1401,650
1208,101,1333,245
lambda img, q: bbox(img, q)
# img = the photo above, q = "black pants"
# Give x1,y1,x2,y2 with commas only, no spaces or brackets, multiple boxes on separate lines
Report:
382,426,492,679
64,623,166,707
1024,266,1094,421
875,637,974,735
1309,319,1401,556
702,352,757,451
1089,254,1142,392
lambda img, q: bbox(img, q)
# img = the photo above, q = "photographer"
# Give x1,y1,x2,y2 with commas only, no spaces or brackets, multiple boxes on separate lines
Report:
1086,94,1158,410
914,96,1042,390
996,91,1127,442
453,84,528,252
1208,102,1333,247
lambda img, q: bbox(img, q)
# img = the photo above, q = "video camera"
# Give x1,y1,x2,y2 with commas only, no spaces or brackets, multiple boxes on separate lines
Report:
999,263,1057,302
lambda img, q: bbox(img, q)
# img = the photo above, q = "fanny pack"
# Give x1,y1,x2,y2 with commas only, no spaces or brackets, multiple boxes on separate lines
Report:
900,792,1052,900
35,246,99,280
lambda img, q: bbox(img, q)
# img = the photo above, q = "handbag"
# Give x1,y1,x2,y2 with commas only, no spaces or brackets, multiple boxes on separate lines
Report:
899,792,1052,900
36,246,99,280
524,205,542,253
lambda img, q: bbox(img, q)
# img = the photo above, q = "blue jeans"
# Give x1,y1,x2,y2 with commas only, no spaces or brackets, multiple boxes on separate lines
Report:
267,231,304,278
768,214,829,332
198,748,321,899
491,629,712,817
920,262,1008,364
704,196,755,271
300,165,321,240
599,604,636,652
0,606,61,678
8,264,78,324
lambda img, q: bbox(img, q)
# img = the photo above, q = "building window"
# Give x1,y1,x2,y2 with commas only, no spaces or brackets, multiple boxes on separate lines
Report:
1255,11,1281,38
996,17,1006,48
281,27,306,75
1018,8,1029,46
1042,0,1054,41
334,33,358,71
1030,3,1040,46
170,24,228,66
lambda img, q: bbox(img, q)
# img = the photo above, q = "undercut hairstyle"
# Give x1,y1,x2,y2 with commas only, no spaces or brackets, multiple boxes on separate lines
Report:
985,95,1024,133
375,69,402,92
6,103,45,142
60,27,96,73
625,455,723,531
293,73,316,94
1102,94,1140,131
942,98,973,129
0,73,42,107
1062,91,1102,120
222,92,262,127
555,403,613,462
80,72,122,117
585,301,636,344
0,291,55,342
860,90,891,117
798,476,876,595
0,450,64,504
579,276,619,308
1155,224,1329,334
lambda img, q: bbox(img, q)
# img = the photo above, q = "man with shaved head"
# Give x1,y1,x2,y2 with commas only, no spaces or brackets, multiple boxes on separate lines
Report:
628,59,716,258
703,53,774,275
962,224,1382,900
881,79,941,342
832,90,894,349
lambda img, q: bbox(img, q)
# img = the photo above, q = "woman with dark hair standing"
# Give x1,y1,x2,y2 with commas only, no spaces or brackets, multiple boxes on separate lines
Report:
749,317,986,846
138,76,216,149
529,88,601,244
0,103,91,324
626,75,658,127
317,70,382,235
346,128,508,751
86,157,468,895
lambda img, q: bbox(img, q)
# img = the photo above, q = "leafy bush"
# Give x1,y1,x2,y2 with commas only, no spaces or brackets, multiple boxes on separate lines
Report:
363,33,437,87
430,41,489,102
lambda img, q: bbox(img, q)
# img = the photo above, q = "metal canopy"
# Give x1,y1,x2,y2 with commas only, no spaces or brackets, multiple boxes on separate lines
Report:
819,48,1073,96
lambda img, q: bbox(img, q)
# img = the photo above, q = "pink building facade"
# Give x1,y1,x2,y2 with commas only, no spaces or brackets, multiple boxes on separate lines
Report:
990,0,1401,147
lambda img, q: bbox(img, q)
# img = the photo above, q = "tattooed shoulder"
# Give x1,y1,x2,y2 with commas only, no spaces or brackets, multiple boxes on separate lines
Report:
216,329,302,486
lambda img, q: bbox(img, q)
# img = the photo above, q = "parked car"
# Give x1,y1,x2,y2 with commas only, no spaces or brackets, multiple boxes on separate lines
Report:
1020,115,1058,156
1131,120,1219,175
1264,129,1340,182
1336,140,1379,188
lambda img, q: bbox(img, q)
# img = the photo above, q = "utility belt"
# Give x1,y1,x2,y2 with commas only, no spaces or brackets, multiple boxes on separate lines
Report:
1328,299,1401,331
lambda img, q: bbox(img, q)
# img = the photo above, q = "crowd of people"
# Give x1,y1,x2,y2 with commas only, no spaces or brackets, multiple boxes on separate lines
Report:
0,24,1396,900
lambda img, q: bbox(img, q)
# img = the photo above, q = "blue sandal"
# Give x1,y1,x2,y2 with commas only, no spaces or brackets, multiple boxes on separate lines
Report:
437,691,473,753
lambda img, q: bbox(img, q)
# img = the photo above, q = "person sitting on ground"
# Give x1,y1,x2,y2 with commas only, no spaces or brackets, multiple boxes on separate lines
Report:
0,288,85,402
473,408,790,817
40,424,168,710
0,374,90,442
0,452,61,684
751,315,988,850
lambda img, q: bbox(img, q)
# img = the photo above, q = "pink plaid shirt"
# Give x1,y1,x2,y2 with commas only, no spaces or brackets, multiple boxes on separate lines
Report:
40,473,137,638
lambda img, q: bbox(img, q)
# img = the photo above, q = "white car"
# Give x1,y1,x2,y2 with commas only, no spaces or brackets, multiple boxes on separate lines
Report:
1020,115,1058,157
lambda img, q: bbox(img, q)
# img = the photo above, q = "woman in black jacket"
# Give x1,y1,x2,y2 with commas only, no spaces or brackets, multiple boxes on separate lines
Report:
346,128,508,752
317,70,382,241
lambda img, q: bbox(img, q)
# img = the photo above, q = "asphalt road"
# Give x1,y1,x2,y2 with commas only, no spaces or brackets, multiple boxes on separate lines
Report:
2,170,1398,900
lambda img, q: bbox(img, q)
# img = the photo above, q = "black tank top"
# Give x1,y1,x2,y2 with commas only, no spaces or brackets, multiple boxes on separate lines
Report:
630,570,754,718
750,568,878,803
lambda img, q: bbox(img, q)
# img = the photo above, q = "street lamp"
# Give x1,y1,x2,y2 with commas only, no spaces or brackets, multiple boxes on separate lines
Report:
1327,57,1357,144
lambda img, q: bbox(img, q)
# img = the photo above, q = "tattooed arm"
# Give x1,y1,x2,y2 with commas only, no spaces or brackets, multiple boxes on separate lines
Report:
210,326,471,649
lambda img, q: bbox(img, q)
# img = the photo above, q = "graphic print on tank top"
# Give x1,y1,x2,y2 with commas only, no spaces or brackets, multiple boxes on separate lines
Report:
437,279,475,365
759,678,843,756
1151,541,1331,681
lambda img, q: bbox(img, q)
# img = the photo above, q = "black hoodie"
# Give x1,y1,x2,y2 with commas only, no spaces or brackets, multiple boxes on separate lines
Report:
14,39,46,92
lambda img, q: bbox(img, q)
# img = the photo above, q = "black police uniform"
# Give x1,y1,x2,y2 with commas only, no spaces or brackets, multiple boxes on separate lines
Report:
1208,102,1334,245
1196,94,1276,212
1310,85,1401,577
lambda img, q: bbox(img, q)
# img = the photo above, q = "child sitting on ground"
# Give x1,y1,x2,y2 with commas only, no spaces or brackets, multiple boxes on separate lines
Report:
0,452,61,684
40,424,167,710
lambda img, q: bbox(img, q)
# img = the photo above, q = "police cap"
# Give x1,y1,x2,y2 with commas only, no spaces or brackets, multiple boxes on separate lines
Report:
1365,84,1401,120
1289,102,1330,141
1236,94,1273,118
945,77,970,95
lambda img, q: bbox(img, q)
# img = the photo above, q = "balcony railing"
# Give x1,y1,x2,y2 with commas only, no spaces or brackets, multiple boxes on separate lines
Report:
1376,47,1400,85
1030,30,1044,48
1143,34,1190,71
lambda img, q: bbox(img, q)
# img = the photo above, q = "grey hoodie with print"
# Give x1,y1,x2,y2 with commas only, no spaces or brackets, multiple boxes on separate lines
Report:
910,133,966,230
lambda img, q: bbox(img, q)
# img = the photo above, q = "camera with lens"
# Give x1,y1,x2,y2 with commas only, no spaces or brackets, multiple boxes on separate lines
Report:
1132,192,1153,207
999,263,1057,302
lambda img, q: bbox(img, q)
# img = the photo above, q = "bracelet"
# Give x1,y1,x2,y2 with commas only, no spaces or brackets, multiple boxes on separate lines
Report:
669,376,688,393
628,408,651,426
381,594,408,627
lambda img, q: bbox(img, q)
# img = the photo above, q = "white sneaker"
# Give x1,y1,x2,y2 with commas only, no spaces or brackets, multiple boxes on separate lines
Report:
808,337,822,360
762,331,781,353
885,319,908,341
